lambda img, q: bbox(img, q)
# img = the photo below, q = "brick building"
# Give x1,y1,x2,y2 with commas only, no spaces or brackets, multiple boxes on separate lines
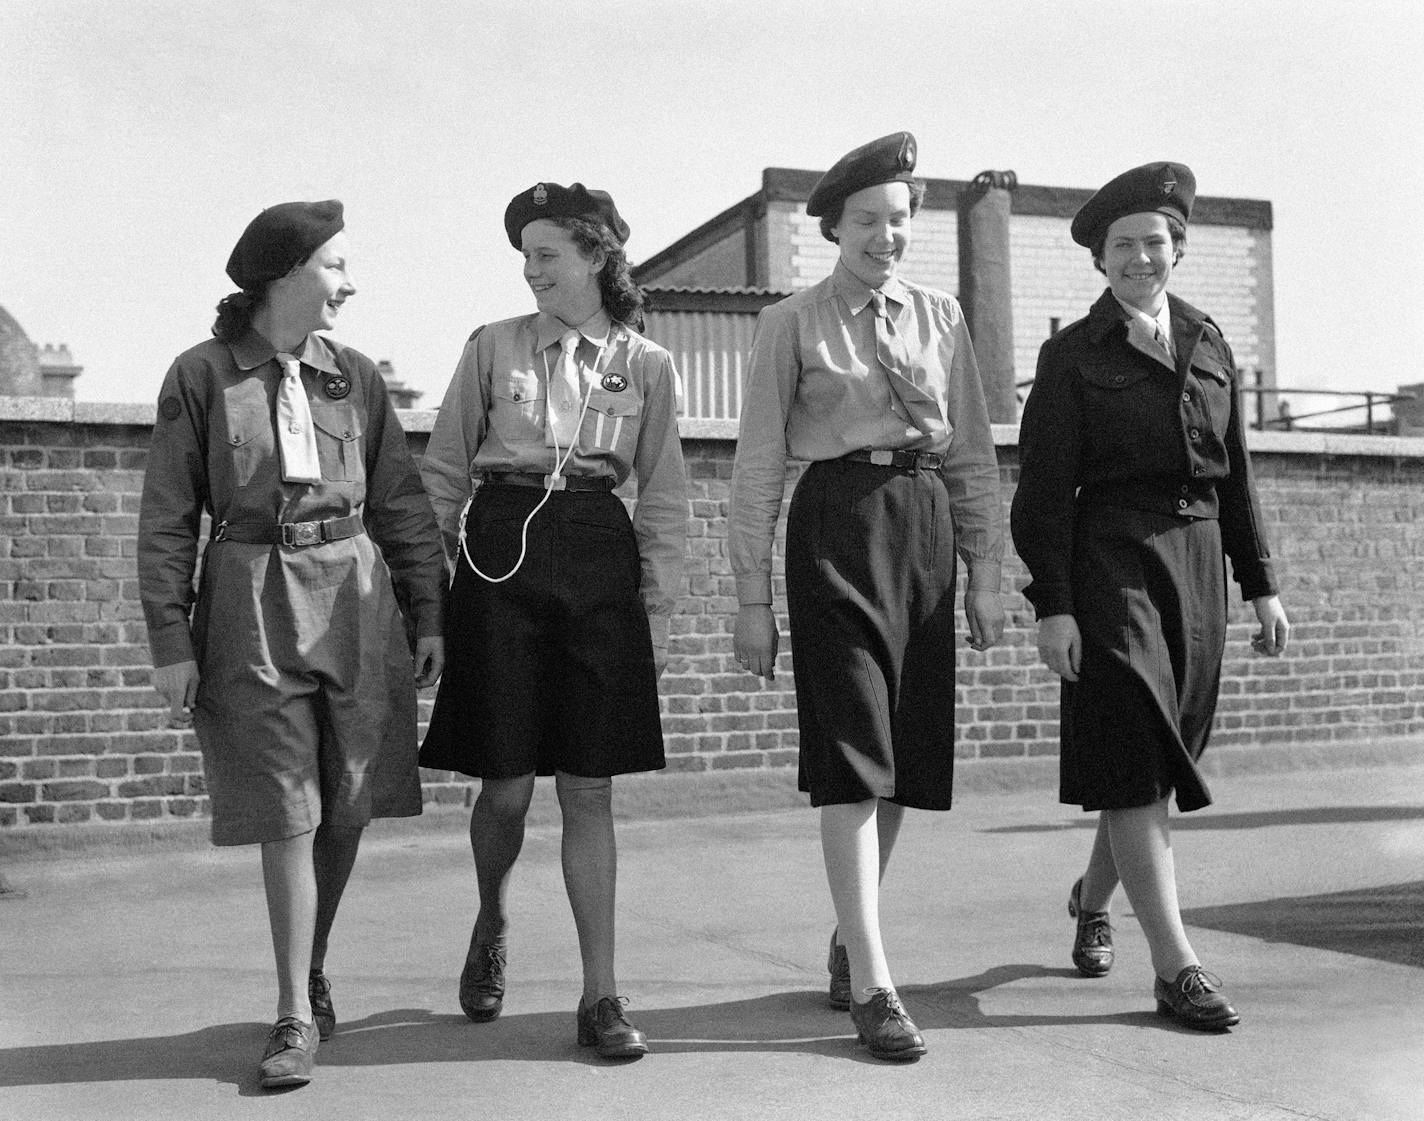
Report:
633,167,1275,422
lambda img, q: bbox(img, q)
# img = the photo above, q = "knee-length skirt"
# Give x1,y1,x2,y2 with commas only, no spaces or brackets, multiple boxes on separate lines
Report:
786,459,960,810
419,486,665,780
1060,503,1226,813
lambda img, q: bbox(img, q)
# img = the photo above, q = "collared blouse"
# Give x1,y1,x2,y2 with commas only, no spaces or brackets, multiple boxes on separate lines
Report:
728,261,1004,606
420,311,687,643
138,330,446,667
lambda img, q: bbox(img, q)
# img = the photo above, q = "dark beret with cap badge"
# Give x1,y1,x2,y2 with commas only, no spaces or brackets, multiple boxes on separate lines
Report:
806,131,918,226
504,182,630,249
1070,162,1196,247
225,200,345,289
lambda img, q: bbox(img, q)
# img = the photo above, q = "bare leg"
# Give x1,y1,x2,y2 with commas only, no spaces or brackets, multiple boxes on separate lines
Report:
309,822,363,973
1079,812,1119,913
1103,798,1197,980
556,772,617,1001
821,799,894,998
470,774,537,948
261,829,318,1022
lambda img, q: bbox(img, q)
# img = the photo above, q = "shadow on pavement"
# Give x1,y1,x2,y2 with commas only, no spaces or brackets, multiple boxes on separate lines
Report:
983,805,1424,834
0,963,1188,1087
1183,880,1424,970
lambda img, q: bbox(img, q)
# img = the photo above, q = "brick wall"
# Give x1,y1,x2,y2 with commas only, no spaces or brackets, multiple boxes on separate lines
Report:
4,402,1424,832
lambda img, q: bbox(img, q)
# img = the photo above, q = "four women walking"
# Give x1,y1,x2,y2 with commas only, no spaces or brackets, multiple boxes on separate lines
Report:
138,149,1290,1087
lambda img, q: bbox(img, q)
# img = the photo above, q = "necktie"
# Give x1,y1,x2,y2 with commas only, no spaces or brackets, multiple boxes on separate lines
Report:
871,291,935,436
1154,321,1175,363
275,352,322,484
545,329,583,449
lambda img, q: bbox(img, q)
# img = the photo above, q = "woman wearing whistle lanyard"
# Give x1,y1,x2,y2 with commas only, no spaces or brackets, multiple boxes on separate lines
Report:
1012,163,1289,1030
138,201,446,1089
729,133,1006,1061
420,182,687,1059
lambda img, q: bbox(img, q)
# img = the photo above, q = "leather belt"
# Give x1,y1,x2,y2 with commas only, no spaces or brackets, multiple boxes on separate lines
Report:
843,448,945,471
212,513,365,547
481,472,615,492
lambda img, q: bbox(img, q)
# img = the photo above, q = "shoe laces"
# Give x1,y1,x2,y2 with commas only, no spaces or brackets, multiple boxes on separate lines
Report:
1178,966,1224,997
1079,912,1112,946
595,995,633,1027
268,1016,310,1051
308,972,331,998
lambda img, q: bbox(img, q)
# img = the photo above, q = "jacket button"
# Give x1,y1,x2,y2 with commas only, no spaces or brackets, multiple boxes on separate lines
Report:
512,392,521,401
1182,391,1191,402
230,435,241,445
1113,374,1125,385
1190,427,1201,439
1178,498,1188,509
343,430,353,438
1193,465,1204,475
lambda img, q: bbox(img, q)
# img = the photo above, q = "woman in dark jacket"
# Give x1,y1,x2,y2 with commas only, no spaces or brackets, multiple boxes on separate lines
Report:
1011,162,1289,1030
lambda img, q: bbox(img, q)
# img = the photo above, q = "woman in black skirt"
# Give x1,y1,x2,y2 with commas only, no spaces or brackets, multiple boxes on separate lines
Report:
729,133,1005,1060
1011,162,1289,1030
419,182,687,1059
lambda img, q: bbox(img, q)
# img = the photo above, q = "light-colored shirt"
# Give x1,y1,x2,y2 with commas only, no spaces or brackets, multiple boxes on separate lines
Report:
421,311,687,646
1115,293,1175,366
728,261,1005,605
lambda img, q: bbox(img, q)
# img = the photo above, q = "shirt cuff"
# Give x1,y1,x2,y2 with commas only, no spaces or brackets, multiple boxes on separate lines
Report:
965,561,1003,594
149,621,195,669
735,573,774,606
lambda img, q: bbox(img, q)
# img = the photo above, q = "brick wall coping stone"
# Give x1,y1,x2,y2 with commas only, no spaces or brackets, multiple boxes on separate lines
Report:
10,398,1423,462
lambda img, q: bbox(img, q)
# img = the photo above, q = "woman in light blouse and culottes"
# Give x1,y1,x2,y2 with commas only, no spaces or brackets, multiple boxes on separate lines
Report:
419,182,687,1060
1011,162,1289,1030
729,133,1006,1061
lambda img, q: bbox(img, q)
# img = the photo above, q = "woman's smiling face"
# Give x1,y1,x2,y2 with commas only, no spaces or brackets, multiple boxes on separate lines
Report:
831,181,912,289
1100,211,1175,313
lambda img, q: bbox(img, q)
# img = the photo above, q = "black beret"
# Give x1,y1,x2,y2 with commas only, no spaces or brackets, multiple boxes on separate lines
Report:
504,182,630,250
806,131,918,220
1070,162,1195,248
225,200,345,289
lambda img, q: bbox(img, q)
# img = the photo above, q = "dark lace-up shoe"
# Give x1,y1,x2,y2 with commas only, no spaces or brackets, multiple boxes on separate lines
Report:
849,988,927,1061
576,995,649,1059
459,941,507,1022
827,931,851,1010
1068,877,1114,977
258,1015,319,1089
308,971,335,1040
1154,965,1240,1031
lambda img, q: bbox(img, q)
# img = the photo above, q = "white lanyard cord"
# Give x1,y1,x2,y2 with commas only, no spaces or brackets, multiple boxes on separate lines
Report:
456,377,596,584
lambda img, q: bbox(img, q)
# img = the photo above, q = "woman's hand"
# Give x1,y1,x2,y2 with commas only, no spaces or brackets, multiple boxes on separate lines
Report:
733,604,780,681
964,589,1005,652
1037,614,1081,681
1250,595,1290,656
154,660,199,727
414,636,445,688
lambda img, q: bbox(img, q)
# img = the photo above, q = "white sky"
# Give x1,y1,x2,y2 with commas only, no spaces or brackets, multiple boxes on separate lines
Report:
5,0,1422,406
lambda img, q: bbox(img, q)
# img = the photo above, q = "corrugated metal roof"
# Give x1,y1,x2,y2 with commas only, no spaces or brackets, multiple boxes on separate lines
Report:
642,307,760,422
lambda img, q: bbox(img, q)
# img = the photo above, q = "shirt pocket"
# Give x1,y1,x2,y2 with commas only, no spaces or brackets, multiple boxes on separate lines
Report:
223,405,273,488
1188,355,1234,440
1076,361,1161,464
581,386,642,454
309,403,365,484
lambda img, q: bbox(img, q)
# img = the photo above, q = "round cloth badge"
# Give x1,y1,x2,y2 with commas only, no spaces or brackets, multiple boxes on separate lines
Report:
323,374,352,400
601,373,628,393
159,396,183,421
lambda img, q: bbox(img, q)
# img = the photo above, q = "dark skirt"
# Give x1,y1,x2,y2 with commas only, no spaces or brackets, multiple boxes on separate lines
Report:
1060,504,1226,813
419,486,665,780
786,458,959,810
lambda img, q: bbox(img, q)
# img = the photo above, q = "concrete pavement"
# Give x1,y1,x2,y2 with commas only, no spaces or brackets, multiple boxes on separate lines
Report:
3,761,1423,1120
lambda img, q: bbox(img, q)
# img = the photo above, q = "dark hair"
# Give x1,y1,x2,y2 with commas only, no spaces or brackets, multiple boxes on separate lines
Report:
1090,213,1187,275
551,215,645,330
818,178,927,244
211,249,317,341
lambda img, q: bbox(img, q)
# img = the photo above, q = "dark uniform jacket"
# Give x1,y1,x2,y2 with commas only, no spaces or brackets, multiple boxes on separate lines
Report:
1012,289,1277,619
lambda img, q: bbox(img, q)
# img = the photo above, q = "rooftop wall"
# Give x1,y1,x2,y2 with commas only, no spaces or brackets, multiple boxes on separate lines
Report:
3,401,1422,833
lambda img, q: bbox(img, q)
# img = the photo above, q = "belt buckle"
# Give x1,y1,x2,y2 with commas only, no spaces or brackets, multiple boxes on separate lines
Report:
544,474,567,491
282,521,322,547
868,449,894,467
921,452,944,470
